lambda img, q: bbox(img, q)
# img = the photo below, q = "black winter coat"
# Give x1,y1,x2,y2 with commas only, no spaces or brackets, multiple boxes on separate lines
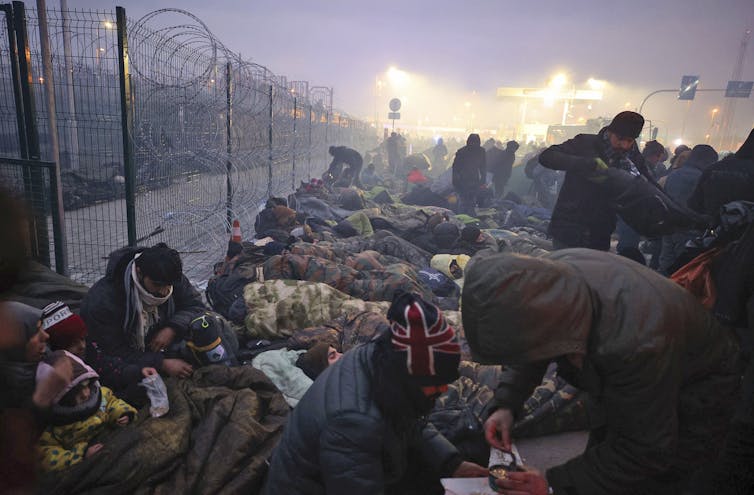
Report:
81,247,206,391
262,342,462,495
452,145,486,193
539,129,650,250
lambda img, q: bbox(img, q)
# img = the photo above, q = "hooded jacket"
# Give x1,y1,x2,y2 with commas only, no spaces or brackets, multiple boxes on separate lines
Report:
81,247,206,392
688,129,754,216
36,351,136,471
452,134,487,193
262,342,462,495
0,302,43,410
663,144,719,207
462,249,740,494
539,128,651,249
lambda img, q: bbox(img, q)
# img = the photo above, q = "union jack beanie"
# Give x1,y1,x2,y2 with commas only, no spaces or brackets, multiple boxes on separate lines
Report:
387,292,461,386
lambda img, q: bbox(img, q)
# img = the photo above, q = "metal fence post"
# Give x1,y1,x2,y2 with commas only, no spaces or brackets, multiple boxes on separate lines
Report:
2,3,28,158
59,0,79,171
225,61,232,231
291,96,296,190
116,6,136,247
307,104,312,180
267,83,273,199
36,0,67,275
12,1,51,266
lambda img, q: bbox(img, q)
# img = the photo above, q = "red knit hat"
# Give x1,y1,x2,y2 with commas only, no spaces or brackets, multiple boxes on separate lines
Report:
387,292,461,386
41,301,87,350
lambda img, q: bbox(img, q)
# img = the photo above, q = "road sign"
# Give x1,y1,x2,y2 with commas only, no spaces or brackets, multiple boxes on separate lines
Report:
725,80,754,98
389,98,401,112
388,112,400,120
678,75,699,100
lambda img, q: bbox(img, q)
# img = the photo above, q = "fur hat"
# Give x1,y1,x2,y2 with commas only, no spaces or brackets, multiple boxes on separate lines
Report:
387,292,460,386
272,205,297,227
41,301,87,350
607,111,645,139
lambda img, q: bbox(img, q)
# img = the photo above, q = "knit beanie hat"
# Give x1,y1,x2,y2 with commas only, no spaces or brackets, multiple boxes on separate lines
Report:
607,111,644,139
187,313,232,366
461,225,481,243
433,222,460,249
41,301,87,351
295,342,331,380
386,292,460,386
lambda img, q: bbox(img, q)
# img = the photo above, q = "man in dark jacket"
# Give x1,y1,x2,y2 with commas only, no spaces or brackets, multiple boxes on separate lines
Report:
489,140,519,199
81,243,206,403
462,250,741,495
452,133,486,216
263,292,487,495
539,111,653,250
325,145,364,188
658,144,719,274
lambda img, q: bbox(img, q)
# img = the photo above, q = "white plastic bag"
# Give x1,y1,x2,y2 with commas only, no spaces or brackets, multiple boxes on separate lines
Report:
139,373,169,418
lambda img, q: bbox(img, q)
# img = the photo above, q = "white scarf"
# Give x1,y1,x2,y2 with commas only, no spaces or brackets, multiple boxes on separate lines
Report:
130,260,172,351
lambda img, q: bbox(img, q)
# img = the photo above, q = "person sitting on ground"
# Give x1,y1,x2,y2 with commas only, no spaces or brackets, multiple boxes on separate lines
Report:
81,243,206,405
325,145,364,189
36,350,138,472
40,301,88,359
360,163,383,188
262,291,488,495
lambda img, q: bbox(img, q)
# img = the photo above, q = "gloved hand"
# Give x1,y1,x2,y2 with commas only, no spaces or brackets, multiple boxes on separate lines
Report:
585,157,609,184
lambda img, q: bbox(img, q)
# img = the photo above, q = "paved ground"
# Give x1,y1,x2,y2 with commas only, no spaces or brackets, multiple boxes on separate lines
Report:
443,431,589,494
516,430,589,471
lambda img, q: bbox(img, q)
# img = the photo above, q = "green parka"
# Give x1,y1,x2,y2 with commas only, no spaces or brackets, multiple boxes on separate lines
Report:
462,249,741,494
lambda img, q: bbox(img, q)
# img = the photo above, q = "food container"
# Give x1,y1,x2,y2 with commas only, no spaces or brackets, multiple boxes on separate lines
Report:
488,448,520,493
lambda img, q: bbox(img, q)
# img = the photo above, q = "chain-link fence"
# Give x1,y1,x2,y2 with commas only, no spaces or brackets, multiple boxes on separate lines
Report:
0,4,377,287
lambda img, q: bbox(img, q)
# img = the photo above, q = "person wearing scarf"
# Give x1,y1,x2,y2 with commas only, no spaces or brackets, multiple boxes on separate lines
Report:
81,243,206,406
538,111,654,251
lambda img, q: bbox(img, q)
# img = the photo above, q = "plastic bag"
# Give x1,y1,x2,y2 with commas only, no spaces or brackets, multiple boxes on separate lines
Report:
139,373,169,418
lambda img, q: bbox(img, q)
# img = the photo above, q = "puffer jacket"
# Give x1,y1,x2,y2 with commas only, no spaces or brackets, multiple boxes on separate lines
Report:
539,128,650,250
81,247,206,392
262,342,462,495
37,386,135,471
462,249,741,495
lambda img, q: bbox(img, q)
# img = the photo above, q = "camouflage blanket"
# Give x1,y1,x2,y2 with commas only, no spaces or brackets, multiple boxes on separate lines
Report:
430,362,593,466
283,304,470,359
38,365,288,494
239,280,391,340
262,252,435,303
365,204,457,238
289,244,400,269
316,229,433,267
487,229,552,257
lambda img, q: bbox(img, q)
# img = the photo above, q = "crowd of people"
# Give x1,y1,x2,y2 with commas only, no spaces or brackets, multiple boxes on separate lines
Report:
1,113,753,495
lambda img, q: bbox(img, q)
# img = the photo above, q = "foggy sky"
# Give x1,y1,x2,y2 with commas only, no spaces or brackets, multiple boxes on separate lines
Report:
68,0,754,145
